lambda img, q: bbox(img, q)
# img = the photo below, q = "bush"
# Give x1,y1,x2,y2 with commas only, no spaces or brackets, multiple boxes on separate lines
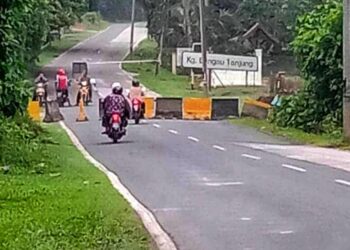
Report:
273,0,343,133
0,115,57,175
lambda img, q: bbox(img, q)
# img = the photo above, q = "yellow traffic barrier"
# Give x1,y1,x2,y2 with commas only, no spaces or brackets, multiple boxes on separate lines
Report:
144,97,155,119
244,97,272,109
27,101,41,121
76,97,89,122
183,97,212,120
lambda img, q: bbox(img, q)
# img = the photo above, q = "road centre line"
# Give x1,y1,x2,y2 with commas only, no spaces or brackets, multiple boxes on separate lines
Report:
204,182,243,187
282,164,306,173
242,154,261,160
335,179,350,187
188,136,199,142
279,230,294,235
168,129,179,135
213,145,226,151
240,217,252,221
153,124,161,128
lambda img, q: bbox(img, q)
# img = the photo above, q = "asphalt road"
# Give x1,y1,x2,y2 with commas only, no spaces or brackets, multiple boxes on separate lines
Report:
52,23,350,250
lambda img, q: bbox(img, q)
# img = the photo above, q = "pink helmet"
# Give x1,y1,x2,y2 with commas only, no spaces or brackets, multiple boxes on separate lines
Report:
57,68,65,75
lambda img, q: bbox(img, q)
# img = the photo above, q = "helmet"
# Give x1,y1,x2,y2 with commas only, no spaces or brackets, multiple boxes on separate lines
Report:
132,79,140,87
112,82,123,94
57,68,65,75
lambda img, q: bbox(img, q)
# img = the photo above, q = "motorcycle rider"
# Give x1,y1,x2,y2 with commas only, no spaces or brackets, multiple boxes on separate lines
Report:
128,79,145,113
56,68,71,106
33,72,48,101
102,82,131,134
76,71,93,105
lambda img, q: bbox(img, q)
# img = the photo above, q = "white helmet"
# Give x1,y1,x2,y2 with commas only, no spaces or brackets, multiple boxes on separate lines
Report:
112,82,122,90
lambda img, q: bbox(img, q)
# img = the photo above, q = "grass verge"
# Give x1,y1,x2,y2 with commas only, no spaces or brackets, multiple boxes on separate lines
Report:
0,124,151,249
231,117,350,149
123,39,266,98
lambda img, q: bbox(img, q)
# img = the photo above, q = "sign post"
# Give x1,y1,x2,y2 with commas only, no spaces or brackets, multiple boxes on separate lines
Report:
181,52,258,72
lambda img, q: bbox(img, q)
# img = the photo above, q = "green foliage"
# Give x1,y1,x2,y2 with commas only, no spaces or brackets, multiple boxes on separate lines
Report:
0,125,151,249
0,115,57,174
0,0,89,117
273,0,343,133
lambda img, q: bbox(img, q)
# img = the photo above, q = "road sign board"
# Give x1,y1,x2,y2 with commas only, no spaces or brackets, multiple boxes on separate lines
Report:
182,52,258,71
176,48,191,66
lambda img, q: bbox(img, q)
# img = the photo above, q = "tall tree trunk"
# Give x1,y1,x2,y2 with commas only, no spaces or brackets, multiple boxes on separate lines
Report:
182,0,193,47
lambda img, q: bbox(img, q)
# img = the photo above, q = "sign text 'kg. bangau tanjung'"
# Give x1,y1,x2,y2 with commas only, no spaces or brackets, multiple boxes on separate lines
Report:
181,52,258,72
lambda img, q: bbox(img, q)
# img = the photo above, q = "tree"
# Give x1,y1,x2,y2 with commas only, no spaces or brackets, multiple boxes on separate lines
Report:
273,0,343,133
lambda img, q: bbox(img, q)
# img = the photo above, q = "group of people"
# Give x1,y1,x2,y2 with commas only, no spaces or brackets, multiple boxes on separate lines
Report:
33,68,145,134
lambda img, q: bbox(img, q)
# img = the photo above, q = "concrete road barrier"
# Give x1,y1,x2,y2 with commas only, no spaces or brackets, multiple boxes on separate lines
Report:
27,101,41,121
211,98,239,120
144,97,155,119
183,97,212,120
241,98,271,119
155,97,183,119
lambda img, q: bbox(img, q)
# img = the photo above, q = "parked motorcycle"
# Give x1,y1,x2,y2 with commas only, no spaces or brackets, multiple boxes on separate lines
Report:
131,98,143,124
35,82,46,107
107,113,126,143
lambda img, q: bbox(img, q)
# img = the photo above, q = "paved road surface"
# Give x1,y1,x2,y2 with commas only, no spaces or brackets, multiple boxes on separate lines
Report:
50,23,350,250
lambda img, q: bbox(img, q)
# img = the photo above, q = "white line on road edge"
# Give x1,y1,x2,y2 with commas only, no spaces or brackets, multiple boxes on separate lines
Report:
59,121,177,250
153,124,161,128
242,154,261,160
168,130,179,135
335,179,350,187
204,182,243,187
213,145,226,151
282,164,307,173
188,136,199,142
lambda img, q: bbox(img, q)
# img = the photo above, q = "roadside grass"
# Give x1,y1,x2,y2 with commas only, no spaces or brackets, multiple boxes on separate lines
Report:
123,39,266,98
0,124,151,249
231,117,350,149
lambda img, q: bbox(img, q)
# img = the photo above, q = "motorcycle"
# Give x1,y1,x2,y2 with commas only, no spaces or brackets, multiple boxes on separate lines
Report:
35,82,46,107
107,113,126,143
131,98,143,124
80,80,90,106
57,89,70,107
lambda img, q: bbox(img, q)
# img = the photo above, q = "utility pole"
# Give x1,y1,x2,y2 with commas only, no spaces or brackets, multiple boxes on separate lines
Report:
344,0,350,140
130,0,136,54
199,0,209,95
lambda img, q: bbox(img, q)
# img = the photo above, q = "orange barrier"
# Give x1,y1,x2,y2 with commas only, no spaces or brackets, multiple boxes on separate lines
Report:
183,98,212,120
27,101,41,121
244,98,272,109
144,97,155,119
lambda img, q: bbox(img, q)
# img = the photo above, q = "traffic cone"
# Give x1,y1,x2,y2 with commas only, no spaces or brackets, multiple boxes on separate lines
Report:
76,97,89,122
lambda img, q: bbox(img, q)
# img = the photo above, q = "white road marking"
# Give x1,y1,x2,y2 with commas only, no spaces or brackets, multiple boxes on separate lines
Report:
153,124,161,128
153,208,186,212
168,129,179,135
204,182,243,187
188,136,199,142
280,230,294,235
242,154,261,160
201,177,210,181
240,217,252,221
335,179,350,187
213,145,226,151
282,164,306,173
